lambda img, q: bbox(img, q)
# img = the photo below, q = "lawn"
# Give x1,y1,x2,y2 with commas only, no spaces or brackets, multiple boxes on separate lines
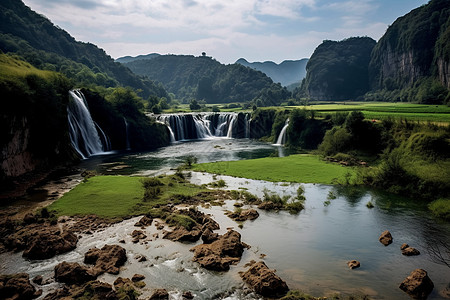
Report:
48,175,208,219
193,154,356,184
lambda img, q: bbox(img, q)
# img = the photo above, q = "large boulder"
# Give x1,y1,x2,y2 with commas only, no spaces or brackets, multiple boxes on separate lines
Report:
54,261,96,285
22,229,78,259
0,273,40,300
400,243,420,256
399,269,434,299
227,209,259,222
379,230,393,246
84,244,127,276
163,226,203,242
43,280,118,300
134,215,153,227
241,261,289,297
149,288,169,299
191,230,244,271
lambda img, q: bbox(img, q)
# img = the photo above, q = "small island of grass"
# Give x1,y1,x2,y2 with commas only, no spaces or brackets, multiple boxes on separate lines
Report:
193,154,357,184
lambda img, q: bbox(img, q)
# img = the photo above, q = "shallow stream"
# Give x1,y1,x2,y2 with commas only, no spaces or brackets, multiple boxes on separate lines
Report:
1,138,449,299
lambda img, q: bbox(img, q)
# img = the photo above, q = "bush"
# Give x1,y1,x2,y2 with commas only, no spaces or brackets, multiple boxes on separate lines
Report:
428,198,450,220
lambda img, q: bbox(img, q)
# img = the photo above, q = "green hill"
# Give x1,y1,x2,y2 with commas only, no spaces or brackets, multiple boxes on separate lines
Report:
0,0,167,99
123,55,290,105
299,37,376,101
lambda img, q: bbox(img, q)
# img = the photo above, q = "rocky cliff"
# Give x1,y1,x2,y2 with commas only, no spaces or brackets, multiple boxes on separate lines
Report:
369,0,450,94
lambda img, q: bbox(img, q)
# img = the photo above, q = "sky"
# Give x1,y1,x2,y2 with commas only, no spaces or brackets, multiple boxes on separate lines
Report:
22,0,428,64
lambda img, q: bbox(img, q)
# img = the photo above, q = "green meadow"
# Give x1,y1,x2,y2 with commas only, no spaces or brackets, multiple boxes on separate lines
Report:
193,154,356,184
290,102,450,123
48,175,207,219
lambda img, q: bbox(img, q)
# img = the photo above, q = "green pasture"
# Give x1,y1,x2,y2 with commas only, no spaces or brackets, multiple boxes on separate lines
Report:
193,154,356,184
48,175,207,219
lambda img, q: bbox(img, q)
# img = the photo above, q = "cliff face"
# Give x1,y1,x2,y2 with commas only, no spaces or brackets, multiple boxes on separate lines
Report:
1,117,36,178
369,0,450,92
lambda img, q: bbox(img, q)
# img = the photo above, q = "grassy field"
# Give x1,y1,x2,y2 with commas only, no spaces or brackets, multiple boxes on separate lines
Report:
193,154,356,184
48,175,207,219
289,102,450,123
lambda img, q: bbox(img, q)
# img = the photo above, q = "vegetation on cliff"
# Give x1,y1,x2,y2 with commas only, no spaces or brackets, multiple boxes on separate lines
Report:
367,0,450,103
123,55,290,105
0,53,74,181
297,37,376,101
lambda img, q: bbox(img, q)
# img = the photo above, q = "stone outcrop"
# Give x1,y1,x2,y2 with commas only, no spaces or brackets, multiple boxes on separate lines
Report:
43,280,118,300
258,201,283,211
241,261,289,297
54,261,96,285
0,273,40,300
379,230,393,246
226,209,259,222
149,288,169,299
399,269,434,299
131,230,147,243
84,244,127,276
22,228,78,260
401,243,420,256
191,230,245,271
163,226,203,242
347,260,361,269
134,215,153,227
201,228,219,244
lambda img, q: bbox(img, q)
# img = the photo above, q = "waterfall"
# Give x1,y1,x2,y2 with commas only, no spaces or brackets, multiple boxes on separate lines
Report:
67,90,110,159
123,117,131,150
155,112,249,142
274,118,289,146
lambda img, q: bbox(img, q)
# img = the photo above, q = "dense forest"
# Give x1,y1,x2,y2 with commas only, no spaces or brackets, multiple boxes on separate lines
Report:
0,0,167,99
296,37,376,101
123,55,291,106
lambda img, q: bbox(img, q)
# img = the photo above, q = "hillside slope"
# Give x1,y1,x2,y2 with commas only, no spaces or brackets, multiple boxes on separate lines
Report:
124,55,290,105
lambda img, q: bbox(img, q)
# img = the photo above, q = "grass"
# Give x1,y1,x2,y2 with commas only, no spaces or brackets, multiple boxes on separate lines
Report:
48,175,208,219
288,102,450,123
428,198,450,220
193,154,357,184
0,53,56,80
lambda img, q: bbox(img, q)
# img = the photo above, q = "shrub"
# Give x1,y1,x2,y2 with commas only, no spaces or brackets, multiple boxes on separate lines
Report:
428,198,450,220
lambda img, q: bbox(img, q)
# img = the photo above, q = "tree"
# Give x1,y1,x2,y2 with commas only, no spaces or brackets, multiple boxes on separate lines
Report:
189,99,201,110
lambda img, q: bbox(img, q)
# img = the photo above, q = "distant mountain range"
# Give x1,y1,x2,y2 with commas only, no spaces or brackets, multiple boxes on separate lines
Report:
116,53,161,63
235,58,308,87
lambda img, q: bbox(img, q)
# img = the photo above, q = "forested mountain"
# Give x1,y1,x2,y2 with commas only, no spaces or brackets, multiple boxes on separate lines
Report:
235,58,308,87
368,0,450,103
0,0,167,99
123,55,290,105
299,37,376,100
116,53,161,64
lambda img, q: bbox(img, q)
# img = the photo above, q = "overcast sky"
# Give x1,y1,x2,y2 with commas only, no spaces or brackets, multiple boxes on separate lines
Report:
22,0,428,64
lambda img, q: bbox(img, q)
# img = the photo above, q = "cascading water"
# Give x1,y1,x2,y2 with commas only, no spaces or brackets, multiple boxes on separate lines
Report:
123,117,131,150
67,90,110,159
156,113,250,142
274,118,289,146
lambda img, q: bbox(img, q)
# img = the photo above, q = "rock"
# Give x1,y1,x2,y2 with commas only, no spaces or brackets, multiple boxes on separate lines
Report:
402,247,420,256
182,291,194,299
149,288,169,299
399,269,434,299
54,261,96,285
347,260,360,269
201,228,219,244
0,273,40,300
44,280,117,300
22,229,78,260
379,230,393,246
134,215,153,227
131,230,147,243
227,209,259,222
163,226,202,242
84,244,127,276
241,261,289,297
191,230,244,271
400,243,409,250
132,274,145,282
23,213,36,224
32,275,43,285
136,254,147,262
113,277,134,289
258,201,283,211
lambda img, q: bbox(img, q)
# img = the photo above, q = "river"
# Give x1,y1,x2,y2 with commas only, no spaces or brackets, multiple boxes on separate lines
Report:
1,138,449,299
